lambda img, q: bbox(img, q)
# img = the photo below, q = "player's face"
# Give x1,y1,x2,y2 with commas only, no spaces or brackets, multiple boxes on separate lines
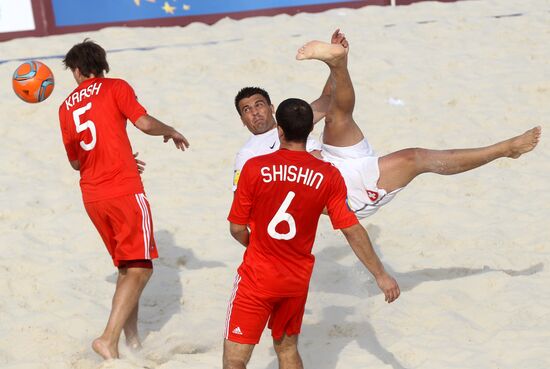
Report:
238,94,276,135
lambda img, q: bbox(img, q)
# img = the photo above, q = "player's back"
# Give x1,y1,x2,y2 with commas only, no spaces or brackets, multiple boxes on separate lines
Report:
233,128,322,191
59,77,145,202
234,149,354,296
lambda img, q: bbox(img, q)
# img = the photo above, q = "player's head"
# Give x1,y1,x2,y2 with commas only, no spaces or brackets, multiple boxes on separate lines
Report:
63,39,109,82
234,87,276,135
275,98,313,143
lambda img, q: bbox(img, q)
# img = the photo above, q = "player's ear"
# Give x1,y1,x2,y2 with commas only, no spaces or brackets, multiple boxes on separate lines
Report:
269,104,275,114
277,125,284,139
71,68,81,83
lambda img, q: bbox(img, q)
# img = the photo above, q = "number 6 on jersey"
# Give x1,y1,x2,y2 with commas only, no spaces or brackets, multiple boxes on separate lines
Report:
267,191,297,240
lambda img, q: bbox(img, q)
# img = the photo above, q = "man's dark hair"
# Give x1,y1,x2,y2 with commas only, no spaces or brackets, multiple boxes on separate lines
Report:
234,87,271,115
63,39,110,77
275,98,313,143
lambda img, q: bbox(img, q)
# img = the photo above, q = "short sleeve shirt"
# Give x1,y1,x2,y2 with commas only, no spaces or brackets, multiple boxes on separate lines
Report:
59,78,146,202
228,149,358,296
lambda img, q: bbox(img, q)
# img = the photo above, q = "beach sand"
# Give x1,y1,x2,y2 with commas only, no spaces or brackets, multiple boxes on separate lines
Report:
0,0,549,368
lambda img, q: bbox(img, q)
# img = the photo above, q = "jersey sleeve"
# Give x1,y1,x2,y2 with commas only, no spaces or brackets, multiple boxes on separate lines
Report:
326,169,359,229
58,106,78,161
228,161,256,225
306,136,322,152
113,79,147,124
232,148,254,191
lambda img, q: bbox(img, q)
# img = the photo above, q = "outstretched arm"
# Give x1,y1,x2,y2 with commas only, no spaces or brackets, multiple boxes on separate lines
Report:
135,114,190,151
340,223,400,303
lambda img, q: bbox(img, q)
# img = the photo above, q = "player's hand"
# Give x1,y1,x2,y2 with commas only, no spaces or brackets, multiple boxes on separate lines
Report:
134,152,146,174
163,130,190,151
375,272,400,303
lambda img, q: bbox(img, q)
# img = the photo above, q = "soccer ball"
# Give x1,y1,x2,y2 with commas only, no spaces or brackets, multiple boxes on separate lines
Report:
12,61,55,103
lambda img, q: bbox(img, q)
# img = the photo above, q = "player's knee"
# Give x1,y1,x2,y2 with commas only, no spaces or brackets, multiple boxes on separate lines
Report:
273,338,299,357
127,266,153,283
401,148,425,168
140,268,153,282
223,356,247,369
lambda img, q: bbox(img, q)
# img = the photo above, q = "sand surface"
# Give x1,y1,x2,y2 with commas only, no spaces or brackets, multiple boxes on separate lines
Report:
0,0,549,368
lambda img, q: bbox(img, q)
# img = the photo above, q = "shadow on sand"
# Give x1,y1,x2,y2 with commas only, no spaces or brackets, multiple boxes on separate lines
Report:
264,225,543,369
105,229,225,338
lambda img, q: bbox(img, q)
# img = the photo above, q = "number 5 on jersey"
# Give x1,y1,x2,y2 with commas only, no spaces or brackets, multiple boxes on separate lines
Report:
73,102,96,151
267,191,297,240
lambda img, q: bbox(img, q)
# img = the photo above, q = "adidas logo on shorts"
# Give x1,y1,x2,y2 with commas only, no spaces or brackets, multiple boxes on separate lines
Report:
232,326,243,335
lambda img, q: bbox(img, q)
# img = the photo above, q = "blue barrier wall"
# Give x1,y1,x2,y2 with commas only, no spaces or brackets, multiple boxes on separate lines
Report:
1,0,461,41
51,0,363,26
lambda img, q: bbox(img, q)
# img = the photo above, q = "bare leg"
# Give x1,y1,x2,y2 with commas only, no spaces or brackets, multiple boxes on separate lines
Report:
297,40,364,147
378,126,541,193
124,304,142,350
92,267,153,360
223,339,255,369
273,334,303,369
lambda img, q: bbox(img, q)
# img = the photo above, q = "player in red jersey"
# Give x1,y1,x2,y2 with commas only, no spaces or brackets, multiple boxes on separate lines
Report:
58,40,189,360
225,98,399,369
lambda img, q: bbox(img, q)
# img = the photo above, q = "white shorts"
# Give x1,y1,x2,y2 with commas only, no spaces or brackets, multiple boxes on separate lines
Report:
321,140,402,219
321,138,375,161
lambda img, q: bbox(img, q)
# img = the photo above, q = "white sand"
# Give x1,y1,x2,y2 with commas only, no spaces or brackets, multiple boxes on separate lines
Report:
0,0,549,368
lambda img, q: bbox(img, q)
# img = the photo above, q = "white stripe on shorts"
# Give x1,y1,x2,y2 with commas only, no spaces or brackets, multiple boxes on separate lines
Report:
224,273,242,339
135,193,151,260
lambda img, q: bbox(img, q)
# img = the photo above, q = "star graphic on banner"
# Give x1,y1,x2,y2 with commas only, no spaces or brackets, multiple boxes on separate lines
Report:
162,1,176,14
183,4,190,11
134,0,156,5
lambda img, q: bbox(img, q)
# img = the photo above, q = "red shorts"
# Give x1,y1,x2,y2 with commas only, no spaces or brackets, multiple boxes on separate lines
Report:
224,274,308,344
84,193,158,267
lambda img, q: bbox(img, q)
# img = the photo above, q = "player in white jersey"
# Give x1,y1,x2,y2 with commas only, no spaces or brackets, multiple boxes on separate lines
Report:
234,30,541,219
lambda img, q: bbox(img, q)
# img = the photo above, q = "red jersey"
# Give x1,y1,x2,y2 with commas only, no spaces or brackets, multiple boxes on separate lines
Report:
59,78,146,203
228,149,358,296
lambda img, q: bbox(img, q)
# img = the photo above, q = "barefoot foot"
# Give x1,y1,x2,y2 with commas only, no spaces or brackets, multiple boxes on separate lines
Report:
92,337,119,360
296,40,347,66
331,28,349,49
507,126,541,158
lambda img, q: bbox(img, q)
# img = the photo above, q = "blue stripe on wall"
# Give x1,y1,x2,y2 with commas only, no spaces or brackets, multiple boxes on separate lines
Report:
51,0,362,26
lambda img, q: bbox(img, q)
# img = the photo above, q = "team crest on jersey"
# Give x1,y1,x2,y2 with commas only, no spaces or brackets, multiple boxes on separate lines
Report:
366,190,379,202
233,170,241,187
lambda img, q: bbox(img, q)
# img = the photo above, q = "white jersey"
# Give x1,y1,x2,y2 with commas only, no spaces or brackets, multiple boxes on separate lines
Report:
232,129,402,219
232,128,322,190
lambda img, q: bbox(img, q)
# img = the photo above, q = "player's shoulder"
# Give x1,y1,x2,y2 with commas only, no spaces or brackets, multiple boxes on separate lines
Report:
239,131,277,155
244,151,278,167
104,77,131,88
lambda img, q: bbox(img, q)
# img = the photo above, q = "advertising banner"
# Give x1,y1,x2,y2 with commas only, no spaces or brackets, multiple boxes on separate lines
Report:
0,0,459,42
50,0,365,27
0,0,35,32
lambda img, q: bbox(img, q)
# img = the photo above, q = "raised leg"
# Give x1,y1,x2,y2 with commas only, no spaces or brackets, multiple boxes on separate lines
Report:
377,126,541,193
223,339,255,369
273,334,304,369
297,39,364,147
92,267,153,359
